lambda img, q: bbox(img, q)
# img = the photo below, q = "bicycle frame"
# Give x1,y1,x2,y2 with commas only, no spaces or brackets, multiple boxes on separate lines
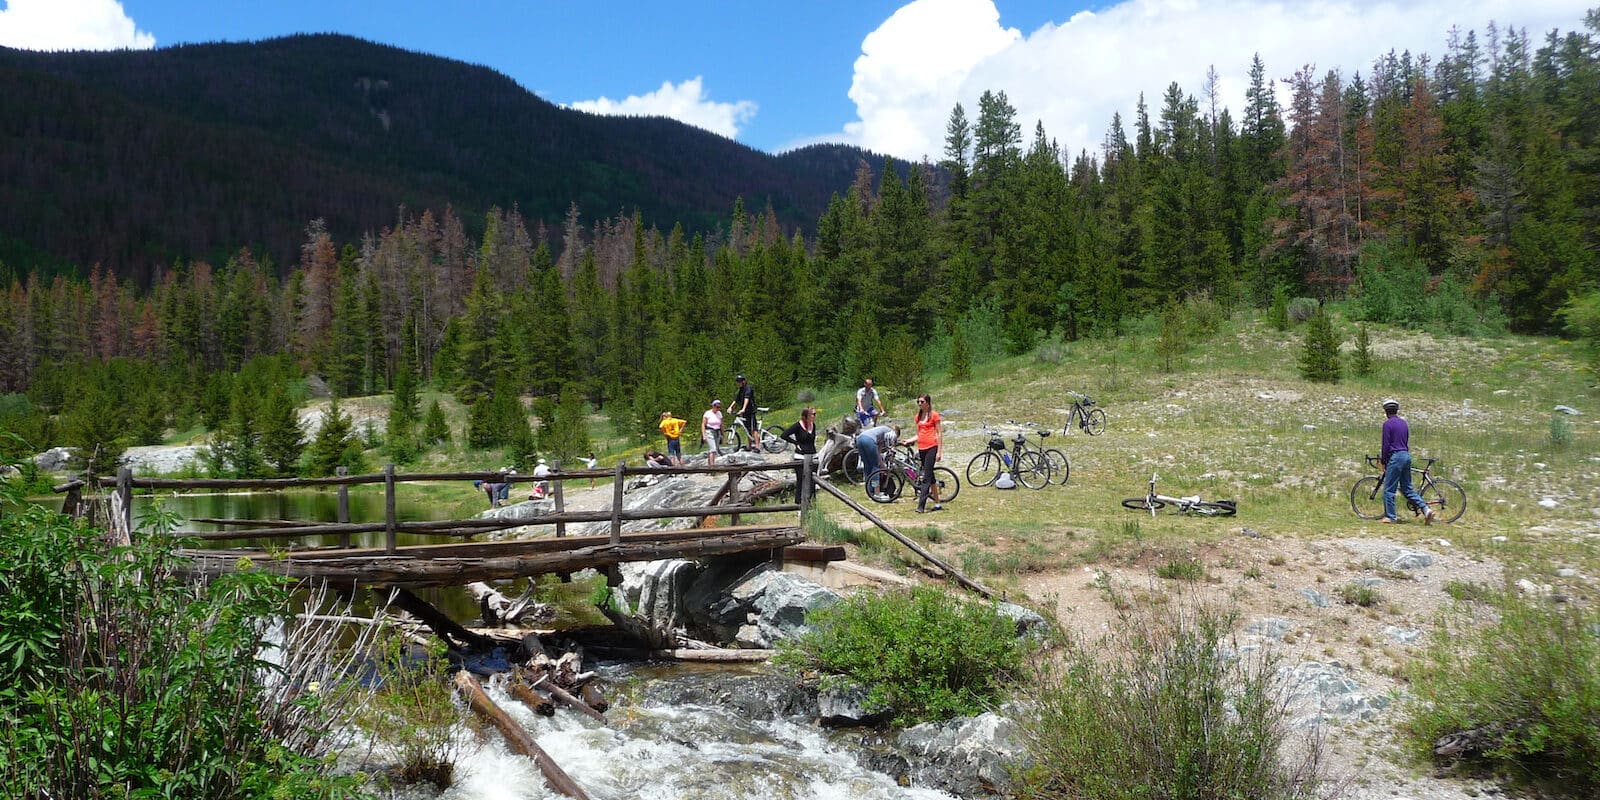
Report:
1125,473,1236,517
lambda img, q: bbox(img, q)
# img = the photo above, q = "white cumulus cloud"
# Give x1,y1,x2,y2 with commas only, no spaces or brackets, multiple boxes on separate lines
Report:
834,0,1594,162
568,76,758,139
0,0,155,51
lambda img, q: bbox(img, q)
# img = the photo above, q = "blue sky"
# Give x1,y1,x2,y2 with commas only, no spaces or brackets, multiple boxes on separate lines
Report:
2,1,1594,161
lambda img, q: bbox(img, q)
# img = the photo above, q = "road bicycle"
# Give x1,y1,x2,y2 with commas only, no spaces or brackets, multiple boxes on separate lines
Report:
1006,421,1070,486
865,444,961,505
718,405,789,454
1121,473,1236,516
1063,392,1107,436
966,427,1051,490
1349,455,1466,523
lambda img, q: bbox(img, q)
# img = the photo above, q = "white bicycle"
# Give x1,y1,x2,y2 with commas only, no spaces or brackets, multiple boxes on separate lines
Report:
1121,473,1237,517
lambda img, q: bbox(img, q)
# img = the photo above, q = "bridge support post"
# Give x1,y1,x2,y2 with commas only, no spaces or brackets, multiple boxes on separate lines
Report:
798,455,812,519
384,464,397,554
336,466,351,548
609,462,624,545
553,468,566,538
727,470,741,527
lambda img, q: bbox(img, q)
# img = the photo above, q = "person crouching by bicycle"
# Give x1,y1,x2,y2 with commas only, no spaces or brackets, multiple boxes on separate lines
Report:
856,377,884,428
1379,398,1439,524
913,394,944,513
702,399,724,466
855,423,900,501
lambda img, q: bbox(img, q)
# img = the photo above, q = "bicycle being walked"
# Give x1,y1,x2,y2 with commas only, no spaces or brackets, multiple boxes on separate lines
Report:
720,405,789,454
1063,391,1106,436
1350,454,1465,523
865,443,961,506
966,425,1051,490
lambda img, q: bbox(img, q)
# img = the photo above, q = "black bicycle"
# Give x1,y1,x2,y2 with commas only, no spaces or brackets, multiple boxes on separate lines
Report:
966,428,1051,490
1350,455,1466,523
1008,423,1069,486
1064,392,1106,436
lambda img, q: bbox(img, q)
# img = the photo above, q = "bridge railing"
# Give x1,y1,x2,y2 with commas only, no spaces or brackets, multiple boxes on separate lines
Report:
66,458,814,555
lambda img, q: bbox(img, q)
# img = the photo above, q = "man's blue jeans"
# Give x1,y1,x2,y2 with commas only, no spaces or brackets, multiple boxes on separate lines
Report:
1382,451,1427,520
855,433,881,495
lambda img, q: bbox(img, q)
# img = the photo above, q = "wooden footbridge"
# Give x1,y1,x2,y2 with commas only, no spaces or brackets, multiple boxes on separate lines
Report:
61,457,992,596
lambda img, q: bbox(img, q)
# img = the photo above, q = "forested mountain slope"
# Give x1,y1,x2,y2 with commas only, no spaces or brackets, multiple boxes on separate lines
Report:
0,33,883,284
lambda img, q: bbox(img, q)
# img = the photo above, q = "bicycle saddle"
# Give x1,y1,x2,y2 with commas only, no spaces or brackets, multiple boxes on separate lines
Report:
1037,430,1051,438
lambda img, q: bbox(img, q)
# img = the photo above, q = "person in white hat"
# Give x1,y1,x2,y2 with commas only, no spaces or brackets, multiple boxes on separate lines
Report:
1379,398,1438,524
702,399,724,466
531,458,551,500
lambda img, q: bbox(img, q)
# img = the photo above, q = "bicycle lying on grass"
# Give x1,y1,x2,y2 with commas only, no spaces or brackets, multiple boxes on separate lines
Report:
865,445,961,505
1350,455,1466,523
1122,473,1237,516
1063,392,1106,436
967,427,1052,490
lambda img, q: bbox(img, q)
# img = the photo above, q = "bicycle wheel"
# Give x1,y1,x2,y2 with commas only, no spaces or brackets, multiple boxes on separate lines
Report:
966,451,1002,487
928,466,961,504
1122,497,1165,511
1193,500,1237,517
1044,449,1070,485
1085,408,1106,435
1424,478,1467,523
762,425,789,454
840,450,865,484
1017,451,1051,490
866,469,904,503
1350,476,1385,520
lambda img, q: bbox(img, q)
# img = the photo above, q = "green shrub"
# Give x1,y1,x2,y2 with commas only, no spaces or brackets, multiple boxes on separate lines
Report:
1404,590,1600,793
1155,300,1188,373
1299,306,1343,383
0,490,375,798
1352,323,1374,377
356,634,461,790
1337,583,1380,607
1016,603,1322,800
1287,297,1320,324
1549,414,1574,449
775,586,1028,724
1268,285,1290,332
1183,290,1227,336
1155,555,1204,581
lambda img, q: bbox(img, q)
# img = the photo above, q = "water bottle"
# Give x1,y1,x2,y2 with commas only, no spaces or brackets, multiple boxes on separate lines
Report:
1001,452,1012,469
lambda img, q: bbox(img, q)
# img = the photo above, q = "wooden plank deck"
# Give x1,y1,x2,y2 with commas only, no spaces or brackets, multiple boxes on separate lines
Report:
176,524,804,588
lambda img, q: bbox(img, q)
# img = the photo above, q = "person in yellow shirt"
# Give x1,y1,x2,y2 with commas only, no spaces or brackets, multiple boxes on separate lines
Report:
659,411,688,465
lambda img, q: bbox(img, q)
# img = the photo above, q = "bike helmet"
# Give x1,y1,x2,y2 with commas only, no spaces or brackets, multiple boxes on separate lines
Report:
1381,398,1400,412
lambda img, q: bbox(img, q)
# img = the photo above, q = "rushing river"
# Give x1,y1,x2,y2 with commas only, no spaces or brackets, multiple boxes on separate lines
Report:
437,664,958,800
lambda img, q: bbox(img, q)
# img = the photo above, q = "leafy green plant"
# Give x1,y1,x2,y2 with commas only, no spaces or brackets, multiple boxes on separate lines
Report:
1015,603,1323,800
1155,555,1205,581
0,485,377,799
775,586,1028,725
1337,582,1381,607
1404,590,1600,793
359,634,461,789
1549,414,1574,449
1299,305,1343,383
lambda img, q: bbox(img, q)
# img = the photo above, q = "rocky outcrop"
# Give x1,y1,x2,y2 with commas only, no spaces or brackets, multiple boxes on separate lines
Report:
896,711,1029,798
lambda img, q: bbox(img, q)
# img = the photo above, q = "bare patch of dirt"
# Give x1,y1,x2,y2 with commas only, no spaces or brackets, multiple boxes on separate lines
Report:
1016,530,1507,800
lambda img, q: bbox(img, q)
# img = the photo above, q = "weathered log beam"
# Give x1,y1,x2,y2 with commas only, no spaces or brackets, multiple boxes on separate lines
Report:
204,523,796,561
96,461,801,489
539,675,607,725
453,672,592,800
813,480,997,598
381,588,495,651
508,675,556,716
177,527,805,588
184,503,801,541
650,648,774,662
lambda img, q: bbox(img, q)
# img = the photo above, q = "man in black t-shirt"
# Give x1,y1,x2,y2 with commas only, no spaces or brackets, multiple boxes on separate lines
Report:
733,374,756,451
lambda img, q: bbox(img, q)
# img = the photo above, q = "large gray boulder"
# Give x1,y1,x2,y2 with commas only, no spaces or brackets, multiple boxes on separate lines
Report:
33,447,74,472
817,679,889,727
897,711,1028,797
684,563,840,647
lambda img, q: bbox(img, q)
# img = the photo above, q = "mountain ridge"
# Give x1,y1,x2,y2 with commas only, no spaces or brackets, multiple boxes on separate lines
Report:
0,33,888,283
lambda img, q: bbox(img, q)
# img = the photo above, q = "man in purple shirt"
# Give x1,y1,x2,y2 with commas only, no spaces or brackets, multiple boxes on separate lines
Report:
1380,399,1438,524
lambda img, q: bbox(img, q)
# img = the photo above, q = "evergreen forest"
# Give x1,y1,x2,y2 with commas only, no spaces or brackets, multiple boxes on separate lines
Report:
3,11,1599,478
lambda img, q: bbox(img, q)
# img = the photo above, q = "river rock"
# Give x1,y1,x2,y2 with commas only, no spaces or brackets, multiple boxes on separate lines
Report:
1301,588,1330,608
993,601,1050,640
33,446,74,472
817,679,889,727
635,668,819,722
122,444,209,474
1284,660,1390,726
724,566,840,647
621,559,702,634
898,711,1028,797
1554,405,1583,416
1389,549,1433,570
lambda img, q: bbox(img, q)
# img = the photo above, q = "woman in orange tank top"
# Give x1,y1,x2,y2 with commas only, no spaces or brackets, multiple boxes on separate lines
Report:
913,393,943,512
